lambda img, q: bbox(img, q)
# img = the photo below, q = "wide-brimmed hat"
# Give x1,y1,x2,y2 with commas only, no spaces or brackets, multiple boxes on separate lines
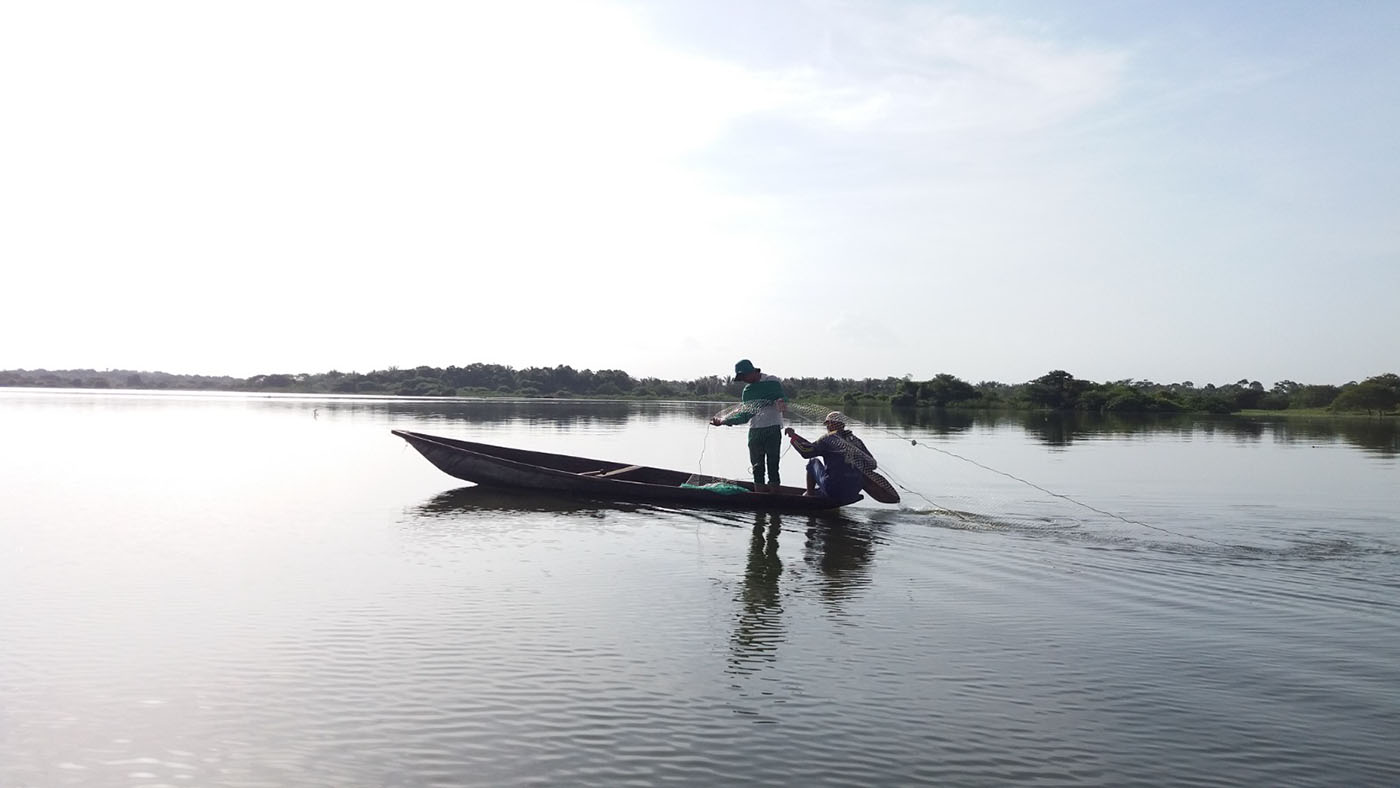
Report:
734,359,758,376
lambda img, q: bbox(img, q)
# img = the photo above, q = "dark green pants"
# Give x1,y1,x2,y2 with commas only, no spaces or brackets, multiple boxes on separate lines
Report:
747,425,782,487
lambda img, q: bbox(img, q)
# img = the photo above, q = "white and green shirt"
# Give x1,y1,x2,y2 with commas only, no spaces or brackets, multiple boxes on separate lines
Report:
723,374,786,430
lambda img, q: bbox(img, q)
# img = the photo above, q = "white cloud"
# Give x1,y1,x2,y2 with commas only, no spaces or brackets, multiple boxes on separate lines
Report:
2,0,1395,383
645,4,1129,143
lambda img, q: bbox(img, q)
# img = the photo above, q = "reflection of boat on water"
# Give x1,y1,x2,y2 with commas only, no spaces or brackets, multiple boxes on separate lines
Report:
415,485,640,516
393,430,859,512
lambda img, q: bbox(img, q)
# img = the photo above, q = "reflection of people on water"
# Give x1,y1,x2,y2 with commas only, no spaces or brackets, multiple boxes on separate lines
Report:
803,517,877,610
728,512,881,673
729,512,785,674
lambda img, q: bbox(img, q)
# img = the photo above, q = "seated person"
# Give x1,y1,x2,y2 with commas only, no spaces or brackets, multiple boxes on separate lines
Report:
783,411,875,504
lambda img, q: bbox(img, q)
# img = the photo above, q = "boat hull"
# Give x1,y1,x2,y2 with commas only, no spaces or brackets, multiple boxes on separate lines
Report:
392,430,852,512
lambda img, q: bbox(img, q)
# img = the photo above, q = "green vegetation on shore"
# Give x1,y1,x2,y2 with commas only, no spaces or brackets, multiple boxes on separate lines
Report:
2,366,1396,416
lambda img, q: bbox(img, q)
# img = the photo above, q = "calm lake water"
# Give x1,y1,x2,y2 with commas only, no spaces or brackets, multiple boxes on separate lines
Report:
2,389,1397,787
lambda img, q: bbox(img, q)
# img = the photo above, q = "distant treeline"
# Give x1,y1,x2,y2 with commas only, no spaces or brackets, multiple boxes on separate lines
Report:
2,365,1397,415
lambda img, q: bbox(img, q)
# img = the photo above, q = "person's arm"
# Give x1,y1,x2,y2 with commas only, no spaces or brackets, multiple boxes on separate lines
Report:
711,386,758,426
784,427,819,458
714,408,756,427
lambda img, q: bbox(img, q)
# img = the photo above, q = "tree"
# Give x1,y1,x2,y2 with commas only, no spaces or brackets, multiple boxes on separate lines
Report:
1292,384,1341,409
1232,384,1266,410
1332,374,1400,415
919,374,980,407
593,369,635,393
890,379,919,407
1027,370,1088,410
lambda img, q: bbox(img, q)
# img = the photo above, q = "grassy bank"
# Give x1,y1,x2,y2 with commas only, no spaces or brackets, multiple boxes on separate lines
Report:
1236,408,1396,418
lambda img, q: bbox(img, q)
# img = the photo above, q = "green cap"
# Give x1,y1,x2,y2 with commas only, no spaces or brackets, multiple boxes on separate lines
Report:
734,359,757,376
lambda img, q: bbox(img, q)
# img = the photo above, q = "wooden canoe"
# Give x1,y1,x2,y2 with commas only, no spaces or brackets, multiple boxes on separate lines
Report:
392,430,859,512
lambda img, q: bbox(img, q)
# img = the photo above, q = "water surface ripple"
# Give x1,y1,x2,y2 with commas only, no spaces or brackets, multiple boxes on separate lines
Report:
1,391,1397,786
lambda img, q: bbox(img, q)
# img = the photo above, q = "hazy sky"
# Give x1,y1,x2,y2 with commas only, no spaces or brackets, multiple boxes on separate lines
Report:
3,0,1396,385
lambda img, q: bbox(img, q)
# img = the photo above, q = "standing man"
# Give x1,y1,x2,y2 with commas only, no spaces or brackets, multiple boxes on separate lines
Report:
710,359,786,492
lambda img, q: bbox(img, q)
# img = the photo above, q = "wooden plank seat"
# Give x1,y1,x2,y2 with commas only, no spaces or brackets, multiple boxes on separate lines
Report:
577,464,644,478
599,464,643,478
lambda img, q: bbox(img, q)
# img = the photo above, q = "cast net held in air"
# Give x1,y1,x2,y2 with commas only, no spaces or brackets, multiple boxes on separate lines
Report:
693,400,1227,546
687,400,887,494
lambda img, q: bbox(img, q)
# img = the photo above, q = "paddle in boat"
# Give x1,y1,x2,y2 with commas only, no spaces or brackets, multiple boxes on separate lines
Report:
392,430,899,512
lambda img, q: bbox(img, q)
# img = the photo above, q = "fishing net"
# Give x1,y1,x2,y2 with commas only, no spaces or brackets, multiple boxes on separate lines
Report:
793,405,1228,545
694,399,1224,546
688,400,893,499
684,399,782,490
679,481,749,495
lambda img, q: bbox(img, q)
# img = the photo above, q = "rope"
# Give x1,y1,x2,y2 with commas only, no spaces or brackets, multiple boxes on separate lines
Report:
706,400,1226,547
696,422,711,476
865,423,1229,547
